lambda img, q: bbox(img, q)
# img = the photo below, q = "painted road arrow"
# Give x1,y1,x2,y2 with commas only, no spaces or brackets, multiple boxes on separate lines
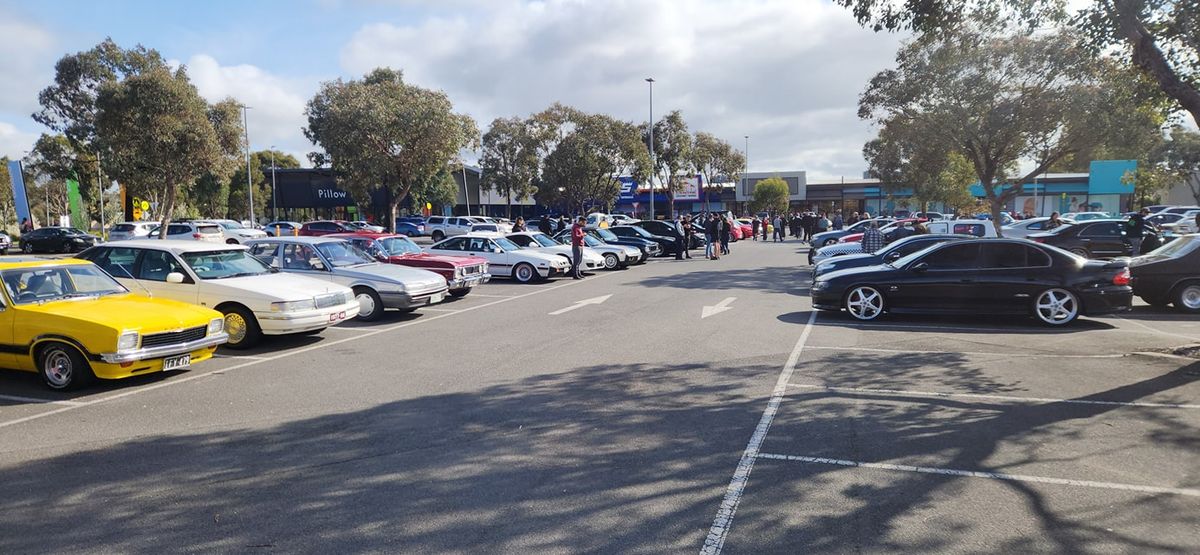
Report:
549,294,612,316
701,297,737,319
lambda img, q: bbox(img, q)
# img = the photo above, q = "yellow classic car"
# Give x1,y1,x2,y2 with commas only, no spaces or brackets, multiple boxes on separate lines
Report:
0,258,229,390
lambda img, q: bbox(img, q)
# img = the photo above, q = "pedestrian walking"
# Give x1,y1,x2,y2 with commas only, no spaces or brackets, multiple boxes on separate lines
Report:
773,215,784,242
570,216,586,279
674,216,687,260
817,212,831,234
751,217,760,241
557,216,567,233
862,222,885,254
704,214,718,259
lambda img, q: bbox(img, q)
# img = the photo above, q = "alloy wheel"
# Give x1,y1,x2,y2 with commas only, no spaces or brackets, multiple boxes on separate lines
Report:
845,286,884,320
1035,288,1079,325
42,349,74,389
1178,284,1200,311
225,312,248,345
603,253,618,269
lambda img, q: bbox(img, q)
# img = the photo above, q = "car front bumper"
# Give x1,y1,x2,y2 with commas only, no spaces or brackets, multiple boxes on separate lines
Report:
448,273,491,290
257,301,361,335
380,285,451,309
100,332,230,363
92,344,220,380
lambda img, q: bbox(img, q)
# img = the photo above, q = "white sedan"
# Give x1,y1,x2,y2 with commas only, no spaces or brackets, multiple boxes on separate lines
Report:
77,240,360,348
1002,217,1075,239
505,232,605,271
203,219,269,244
426,233,571,283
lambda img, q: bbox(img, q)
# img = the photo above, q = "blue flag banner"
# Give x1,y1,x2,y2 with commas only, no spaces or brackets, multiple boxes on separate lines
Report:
7,160,31,227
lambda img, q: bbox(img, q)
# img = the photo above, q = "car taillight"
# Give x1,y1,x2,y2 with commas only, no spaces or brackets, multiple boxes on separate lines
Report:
1113,268,1131,286
1031,237,1044,243
193,233,202,238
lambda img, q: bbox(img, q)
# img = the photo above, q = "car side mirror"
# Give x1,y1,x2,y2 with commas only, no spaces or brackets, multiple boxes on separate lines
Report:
309,259,326,271
165,272,185,284
910,262,929,273
885,251,901,261
494,248,503,254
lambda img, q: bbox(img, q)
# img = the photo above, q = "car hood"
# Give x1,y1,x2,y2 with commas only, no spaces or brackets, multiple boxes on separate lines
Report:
205,272,351,301
331,263,446,288
389,253,487,267
818,263,897,282
20,294,218,333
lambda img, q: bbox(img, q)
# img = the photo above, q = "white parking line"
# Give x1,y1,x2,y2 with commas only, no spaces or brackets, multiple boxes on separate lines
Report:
787,383,1200,410
0,270,622,430
463,293,516,298
0,394,82,406
1115,315,1200,342
755,453,1200,497
701,310,818,555
804,345,1126,359
418,307,462,313
213,354,269,360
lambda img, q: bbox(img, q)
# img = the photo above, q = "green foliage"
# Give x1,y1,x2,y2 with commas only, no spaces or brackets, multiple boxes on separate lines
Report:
689,132,745,209
226,149,301,220
864,121,978,214
304,67,478,231
749,176,789,214
0,157,16,230
409,166,458,210
536,106,651,213
1132,126,1200,206
481,116,539,217
642,110,693,203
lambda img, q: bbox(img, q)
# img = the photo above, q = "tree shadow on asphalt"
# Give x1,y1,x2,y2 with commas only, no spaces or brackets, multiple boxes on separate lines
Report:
639,266,810,296
1,354,1196,552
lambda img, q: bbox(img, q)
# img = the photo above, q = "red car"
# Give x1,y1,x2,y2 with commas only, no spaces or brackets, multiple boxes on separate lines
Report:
299,220,355,236
331,233,491,297
735,221,754,240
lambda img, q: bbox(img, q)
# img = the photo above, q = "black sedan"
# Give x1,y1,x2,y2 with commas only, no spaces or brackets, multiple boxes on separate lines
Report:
1027,219,1141,258
557,227,661,259
609,225,677,255
812,234,975,279
1130,234,1200,312
811,239,1133,325
631,220,705,249
19,227,97,254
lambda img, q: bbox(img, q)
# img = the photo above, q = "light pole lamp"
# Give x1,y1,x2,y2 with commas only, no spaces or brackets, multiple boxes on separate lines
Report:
645,77,655,220
241,104,255,225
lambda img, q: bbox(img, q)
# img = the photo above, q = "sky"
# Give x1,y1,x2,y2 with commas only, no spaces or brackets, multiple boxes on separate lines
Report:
0,0,909,180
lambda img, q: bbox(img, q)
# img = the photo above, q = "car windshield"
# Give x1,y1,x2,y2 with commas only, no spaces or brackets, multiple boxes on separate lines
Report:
625,226,654,238
2,265,128,305
315,242,376,267
1144,234,1199,258
495,237,522,251
530,234,558,247
378,236,422,255
182,250,272,279
596,228,619,241
582,235,604,247
216,221,244,230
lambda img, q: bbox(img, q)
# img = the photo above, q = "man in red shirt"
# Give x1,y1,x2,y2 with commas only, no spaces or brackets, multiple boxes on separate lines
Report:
570,216,586,279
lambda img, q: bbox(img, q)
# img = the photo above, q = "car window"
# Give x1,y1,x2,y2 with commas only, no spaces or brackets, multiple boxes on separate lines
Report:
197,224,222,235
918,243,979,270
182,250,272,279
315,241,375,267
437,237,465,250
167,224,191,235
1027,246,1052,267
465,238,491,252
282,244,323,270
137,249,187,282
1080,222,1121,237
88,247,140,279
428,217,444,225
112,224,135,232
248,243,279,265
892,239,942,257
1026,221,1044,230
951,223,986,236
978,243,1028,268
509,235,534,247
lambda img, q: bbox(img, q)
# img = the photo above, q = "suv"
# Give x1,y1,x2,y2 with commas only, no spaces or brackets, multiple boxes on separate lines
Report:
202,219,268,244
145,221,225,243
425,216,475,241
108,221,156,241
299,220,355,236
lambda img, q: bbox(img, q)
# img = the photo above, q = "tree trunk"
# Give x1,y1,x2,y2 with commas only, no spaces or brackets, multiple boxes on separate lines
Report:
1115,0,1200,128
157,183,178,240
390,197,400,234
507,193,513,219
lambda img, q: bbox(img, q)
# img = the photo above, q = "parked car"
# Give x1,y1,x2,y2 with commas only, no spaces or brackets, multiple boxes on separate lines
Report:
0,231,10,254
477,217,513,233
330,233,490,298
586,213,616,229
973,212,1016,225
631,219,703,250
108,221,156,242
609,225,676,255
77,240,359,348
203,219,269,245
1002,217,1076,239
299,220,356,236
145,221,225,243
1156,206,1200,216
815,220,997,264
425,216,475,241
1061,211,1112,222
19,227,98,253
505,231,606,271
549,231,641,268
1129,234,1200,312
349,221,386,233
426,233,570,283
557,227,656,263
610,214,637,226
1027,219,1137,258
246,236,449,321
809,218,895,248
0,257,228,389
470,223,503,233
263,221,302,237
1163,210,1200,234
811,239,1132,325
395,220,426,236
812,234,975,279
1147,213,1183,228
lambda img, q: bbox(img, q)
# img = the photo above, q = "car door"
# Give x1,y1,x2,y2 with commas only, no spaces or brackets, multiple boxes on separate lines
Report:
972,242,1049,313
135,248,199,303
281,243,334,281
469,238,510,274
1077,222,1126,257
890,243,981,312
247,242,281,267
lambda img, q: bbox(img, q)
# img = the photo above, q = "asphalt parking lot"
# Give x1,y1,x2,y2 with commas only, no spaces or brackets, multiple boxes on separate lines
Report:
0,240,1197,553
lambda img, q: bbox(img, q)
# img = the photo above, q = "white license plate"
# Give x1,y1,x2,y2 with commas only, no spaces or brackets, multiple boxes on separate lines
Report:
163,354,191,371
429,293,445,304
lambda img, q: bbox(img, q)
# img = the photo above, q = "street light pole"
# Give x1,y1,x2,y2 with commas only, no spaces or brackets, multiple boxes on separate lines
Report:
270,146,278,222
646,77,655,220
744,135,749,215
241,105,255,225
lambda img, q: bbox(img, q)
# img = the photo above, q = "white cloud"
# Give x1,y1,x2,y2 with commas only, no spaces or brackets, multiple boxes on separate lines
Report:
0,11,56,117
340,0,904,178
0,120,38,160
183,54,316,165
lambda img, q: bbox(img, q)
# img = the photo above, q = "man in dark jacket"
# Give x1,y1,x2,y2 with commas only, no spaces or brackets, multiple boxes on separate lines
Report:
718,216,731,255
538,215,551,234
751,217,760,241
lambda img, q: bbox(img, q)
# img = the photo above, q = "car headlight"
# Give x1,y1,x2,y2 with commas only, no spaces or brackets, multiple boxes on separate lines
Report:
271,299,316,312
117,331,140,351
207,317,224,336
812,281,830,291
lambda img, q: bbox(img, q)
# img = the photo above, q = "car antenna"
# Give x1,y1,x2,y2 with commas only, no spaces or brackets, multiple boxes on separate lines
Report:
111,263,155,298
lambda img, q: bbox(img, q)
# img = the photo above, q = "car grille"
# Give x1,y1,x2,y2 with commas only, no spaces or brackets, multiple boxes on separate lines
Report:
463,264,484,276
315,292,349,309
141,326,206,348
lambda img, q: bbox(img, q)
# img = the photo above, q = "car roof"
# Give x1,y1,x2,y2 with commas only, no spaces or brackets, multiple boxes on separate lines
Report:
111,239,249,252
247,235,342,245
0,257,92,270
453,232,505,239
326,232,409,239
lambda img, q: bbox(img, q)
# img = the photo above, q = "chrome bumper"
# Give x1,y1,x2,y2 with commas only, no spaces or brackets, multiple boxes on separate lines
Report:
448,273,492,289
101,333,229,363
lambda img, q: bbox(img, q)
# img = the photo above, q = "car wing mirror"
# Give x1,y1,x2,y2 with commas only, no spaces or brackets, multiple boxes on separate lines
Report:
910,262,929,273
309,259,326,271
165,272,185,284
885,251,901,261
494,248,503,254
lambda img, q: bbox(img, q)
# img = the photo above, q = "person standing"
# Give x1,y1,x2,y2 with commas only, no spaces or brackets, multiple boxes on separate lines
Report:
1046,212,1064,230
704,214,718,259
557,215,567,233
570,216,586,279
832,211,844,231
538,214,551,235
719,215,731,256
751,216,760,241
20,218,33,234
761,216,769,241
512,217,527,232
1125,208,1150,255
682,215,693,259
862,222,885,254
773,214,784,242
674,215,687,260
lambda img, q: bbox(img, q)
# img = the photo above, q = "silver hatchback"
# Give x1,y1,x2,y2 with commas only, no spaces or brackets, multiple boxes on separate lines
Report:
245,236,450,321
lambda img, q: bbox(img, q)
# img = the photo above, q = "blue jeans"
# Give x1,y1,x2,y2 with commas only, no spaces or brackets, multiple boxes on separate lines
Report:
704,234,714,258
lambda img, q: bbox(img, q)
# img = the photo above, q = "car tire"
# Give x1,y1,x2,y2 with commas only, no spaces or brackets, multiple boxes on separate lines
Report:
513,263,536,283
1173,282,1200,314
38,342,93,391
1034,288,1080,325
354,286,385,321
21,242,31,254
432,231,445,242
448,288,470,298
602,253,619,270
844,285,885,321
1070,247,1090,258
220,305,263,349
